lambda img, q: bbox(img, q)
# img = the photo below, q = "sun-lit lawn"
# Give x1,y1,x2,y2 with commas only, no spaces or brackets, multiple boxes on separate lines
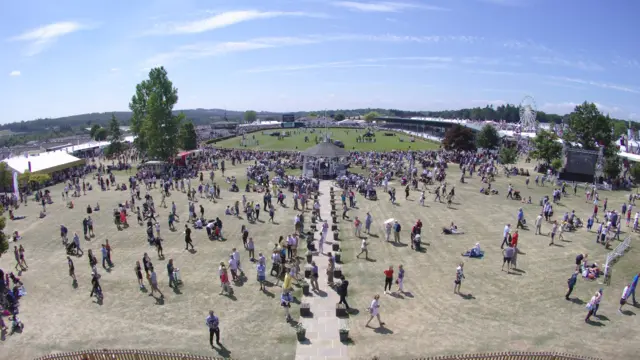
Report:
214,128,440,152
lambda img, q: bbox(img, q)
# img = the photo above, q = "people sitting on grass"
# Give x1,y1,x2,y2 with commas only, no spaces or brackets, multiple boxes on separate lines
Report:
581,262,602,280
462,243,483,258
442,222,461,235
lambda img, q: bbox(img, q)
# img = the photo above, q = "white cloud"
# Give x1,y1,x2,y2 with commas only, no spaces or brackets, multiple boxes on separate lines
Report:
242,56,455,73
502,40,552,53
479,0,529,6
110,68,120,73
532,56,603,71
548,76,640,94
331,1,448,12
9,21,87,56
145,34,481,66
147,10,324,35
9,70,21,77
612,56,640,69
542,102,624,116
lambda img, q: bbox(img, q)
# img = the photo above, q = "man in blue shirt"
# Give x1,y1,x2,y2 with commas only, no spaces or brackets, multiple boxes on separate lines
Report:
566,271,578,300
631,273,639,305
206,310,221,348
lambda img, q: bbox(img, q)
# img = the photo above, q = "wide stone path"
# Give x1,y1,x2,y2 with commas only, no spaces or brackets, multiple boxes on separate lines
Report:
295,180,349,360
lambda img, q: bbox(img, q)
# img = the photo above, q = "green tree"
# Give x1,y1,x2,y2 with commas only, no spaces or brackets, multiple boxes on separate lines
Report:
334,113,345,122
309,112,318,118
364,111,380,123
0,206,7,257
562,102,615,156
244,110,257,123
180,121,198,150
89,124,101,139
94,127,108,141
129,67,184,160
499,146,518,165
442,124,476,151
530,129,563,164
603,155,622,179
107,113,125,156
629,163,640,184
551,158,563,172
18,170,51,191
0,162,13,191
612,121,627,138
476,124,500,149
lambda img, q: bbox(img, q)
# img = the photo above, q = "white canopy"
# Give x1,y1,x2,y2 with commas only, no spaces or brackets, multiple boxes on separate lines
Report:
3,151,84,174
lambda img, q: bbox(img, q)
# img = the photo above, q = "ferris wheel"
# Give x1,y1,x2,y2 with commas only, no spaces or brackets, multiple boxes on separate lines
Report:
519,95,538,132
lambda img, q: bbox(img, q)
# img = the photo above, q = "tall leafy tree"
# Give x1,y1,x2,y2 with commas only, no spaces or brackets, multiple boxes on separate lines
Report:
364,111,380,123
476,124,500,149
107,113,125,155
530,129,563,164
244,110,257,123
89,124,101,139
94,127,108,141
180,121,198,150
0,207,7,257
334,113,345,122
562,102,615,156
499,146,518,165
129,67,184,160
0,162,13,191
442,124,476,151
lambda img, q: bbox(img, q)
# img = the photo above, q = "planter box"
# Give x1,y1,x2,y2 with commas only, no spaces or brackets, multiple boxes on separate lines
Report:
333,232,339,241
336,303,347,317
339,331,349,342
297,331,306,342
314,194,318,200
330,210,336,217
334,268,342,278
306,254,313,264
311,216,317,224
331,204,336,211
332,243,340,251
331,224,338,231
300,303,311,317
310,224,317,232
335,254,341,264
304,269,311,278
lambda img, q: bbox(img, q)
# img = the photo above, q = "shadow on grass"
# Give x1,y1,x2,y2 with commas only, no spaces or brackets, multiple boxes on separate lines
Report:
621,310,636,316
459,293,475,300
586,319,605,327
569,298,585,305
213,344,231,358
373,326,393,335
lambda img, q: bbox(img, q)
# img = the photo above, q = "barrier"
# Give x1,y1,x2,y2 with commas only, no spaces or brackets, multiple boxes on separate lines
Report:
34,350,601,360
34,349,228,360
603,234,632,285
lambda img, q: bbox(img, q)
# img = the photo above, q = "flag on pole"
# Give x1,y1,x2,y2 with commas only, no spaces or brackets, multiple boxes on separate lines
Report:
13,171,19,199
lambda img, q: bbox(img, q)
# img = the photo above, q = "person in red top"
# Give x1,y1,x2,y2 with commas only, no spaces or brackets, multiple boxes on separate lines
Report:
383,266,394,294
510,230,519,248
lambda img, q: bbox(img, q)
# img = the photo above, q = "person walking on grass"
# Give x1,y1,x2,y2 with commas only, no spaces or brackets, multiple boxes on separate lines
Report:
585,289,603,322
18,245,28,270
184,224,194,251
395,264,405,294
135,261,145,290
619,284,632,314
365,294,385,328
549,221,558,246
206,311,221,348
356,238,368,260
566,271,578,300
149,267,164,298
257,261,266,291
67,256,76,282
631,273,639,306
383,266,394,294
338,275,350,309
454,263,465,294
502,246,514,273
310,261,320,292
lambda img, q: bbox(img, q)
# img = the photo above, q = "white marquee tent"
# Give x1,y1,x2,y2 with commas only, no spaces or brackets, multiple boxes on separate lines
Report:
3,151,84,174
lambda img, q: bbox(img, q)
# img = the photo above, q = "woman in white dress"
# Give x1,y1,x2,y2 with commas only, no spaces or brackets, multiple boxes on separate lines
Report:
365,294,385,328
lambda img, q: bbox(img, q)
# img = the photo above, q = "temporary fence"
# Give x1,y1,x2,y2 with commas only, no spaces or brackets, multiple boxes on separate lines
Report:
34,349,228,360
603,234,632,285
35,350,601,360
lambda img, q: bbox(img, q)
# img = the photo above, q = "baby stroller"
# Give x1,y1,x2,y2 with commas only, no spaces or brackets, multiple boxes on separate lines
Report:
173,268,183,287
66,241,78,255
367,189,377,200
513,191,522,201
10,315,24,334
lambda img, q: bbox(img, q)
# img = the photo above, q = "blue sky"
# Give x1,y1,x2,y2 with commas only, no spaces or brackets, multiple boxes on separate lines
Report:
1,0,639,123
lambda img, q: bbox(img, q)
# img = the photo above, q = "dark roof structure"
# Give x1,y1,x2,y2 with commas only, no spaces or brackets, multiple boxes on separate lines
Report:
302,141,349,157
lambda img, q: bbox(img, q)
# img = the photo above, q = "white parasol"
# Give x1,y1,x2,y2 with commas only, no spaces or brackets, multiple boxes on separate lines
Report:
384,218,395,225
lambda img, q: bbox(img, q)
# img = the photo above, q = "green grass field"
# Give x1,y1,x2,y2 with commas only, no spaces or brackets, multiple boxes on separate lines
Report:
214,128,440,152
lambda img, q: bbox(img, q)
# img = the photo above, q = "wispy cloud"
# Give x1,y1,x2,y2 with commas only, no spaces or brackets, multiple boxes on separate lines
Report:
612,56,640,69
242,57,453,73
502,40,552,53
532,56,603,71
9,70,21,77
9,21,88,56
548,76,640,94
542,102,623,116
146,10,325,35
331,1,448,12
479,0,529,6
145,34,481,66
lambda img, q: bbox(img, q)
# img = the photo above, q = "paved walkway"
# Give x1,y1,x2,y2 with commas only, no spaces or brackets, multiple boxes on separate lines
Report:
295,180,349,360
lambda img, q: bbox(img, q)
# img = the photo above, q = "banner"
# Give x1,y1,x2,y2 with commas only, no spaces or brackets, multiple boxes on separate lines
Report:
13,171,19,199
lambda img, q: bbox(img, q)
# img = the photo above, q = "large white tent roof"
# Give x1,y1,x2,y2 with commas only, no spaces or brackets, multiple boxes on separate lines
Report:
3,151,84,174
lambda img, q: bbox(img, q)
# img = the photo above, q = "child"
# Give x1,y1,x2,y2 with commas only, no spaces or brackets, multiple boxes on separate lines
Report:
586,216,594,231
